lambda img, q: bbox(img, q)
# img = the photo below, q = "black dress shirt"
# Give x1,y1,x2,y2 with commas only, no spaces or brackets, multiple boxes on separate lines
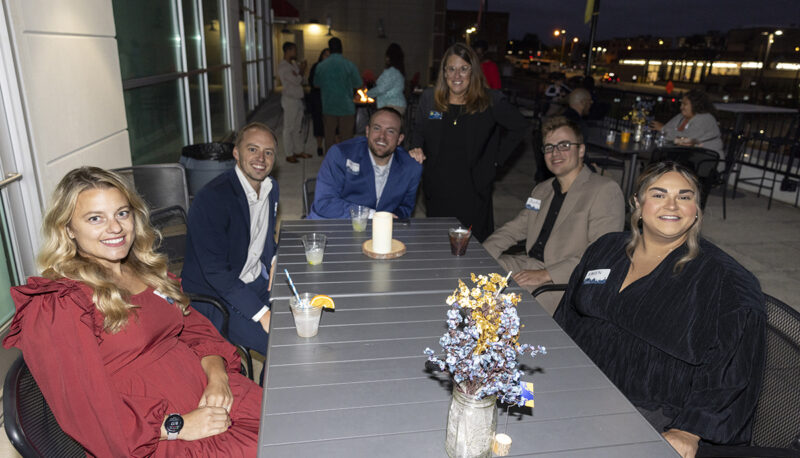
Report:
528,179,565,261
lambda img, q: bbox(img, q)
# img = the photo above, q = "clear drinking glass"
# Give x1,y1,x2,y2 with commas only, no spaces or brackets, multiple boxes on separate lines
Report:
289,293,322,337
350,205,370,232
301,233,327,265
448,227,471,256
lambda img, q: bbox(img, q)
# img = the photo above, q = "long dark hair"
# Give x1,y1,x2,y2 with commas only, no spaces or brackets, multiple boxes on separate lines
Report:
385,43,405,75
684,90,716,116
316,48,329,63
433,43,490,114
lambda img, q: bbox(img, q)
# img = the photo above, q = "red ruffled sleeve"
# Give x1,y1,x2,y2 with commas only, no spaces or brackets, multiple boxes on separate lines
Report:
3,277,171,457
168,272,242,374
180,306,242,374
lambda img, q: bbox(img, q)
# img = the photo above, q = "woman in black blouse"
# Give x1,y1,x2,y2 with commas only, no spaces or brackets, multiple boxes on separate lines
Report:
408,43,527,241
554,162,765,458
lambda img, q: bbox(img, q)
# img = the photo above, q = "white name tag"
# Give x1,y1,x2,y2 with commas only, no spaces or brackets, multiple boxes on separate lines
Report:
346,159,360,174
525,197,541,211
583,269,611,285
153,290,175,304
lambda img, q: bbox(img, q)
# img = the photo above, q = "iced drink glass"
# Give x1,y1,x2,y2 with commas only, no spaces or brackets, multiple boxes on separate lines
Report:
620,130,631,144
350,205,369,232
301,233,326,265
289,293,323,337
449,227,471,256
605,129,616,145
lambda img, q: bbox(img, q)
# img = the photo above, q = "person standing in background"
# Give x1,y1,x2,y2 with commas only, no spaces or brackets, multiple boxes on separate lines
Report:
313,37,362,154
473,40,501,90
308,48,330,156
277,42,311,163
368,43,407,114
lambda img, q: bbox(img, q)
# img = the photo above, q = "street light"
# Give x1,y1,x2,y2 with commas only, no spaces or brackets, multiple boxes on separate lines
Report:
569,37,579,63
554,29,567,64
756,29,783,100
465,26,477,46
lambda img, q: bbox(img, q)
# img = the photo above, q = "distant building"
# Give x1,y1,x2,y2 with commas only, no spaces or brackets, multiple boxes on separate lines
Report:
604,26,800,103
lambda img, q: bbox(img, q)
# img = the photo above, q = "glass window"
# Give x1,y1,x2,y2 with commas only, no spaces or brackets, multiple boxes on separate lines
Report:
204,0,224,67
124,80,188,164
208,68,230,139
188,74,207,144
182,0,202,71
113,0,181,80
0,200,19,325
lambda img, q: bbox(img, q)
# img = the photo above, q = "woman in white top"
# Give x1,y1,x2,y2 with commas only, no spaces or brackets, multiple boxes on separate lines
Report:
651,90,724,158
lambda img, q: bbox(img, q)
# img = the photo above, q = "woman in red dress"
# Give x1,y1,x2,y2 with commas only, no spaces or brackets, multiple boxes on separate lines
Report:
3,167,262,457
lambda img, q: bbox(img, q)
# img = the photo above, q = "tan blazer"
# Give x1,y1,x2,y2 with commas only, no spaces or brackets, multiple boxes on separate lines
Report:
483,166,625,294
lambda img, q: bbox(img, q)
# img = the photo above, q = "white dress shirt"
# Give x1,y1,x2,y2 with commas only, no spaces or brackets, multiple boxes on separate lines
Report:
234,165,274,321
369,151,394,207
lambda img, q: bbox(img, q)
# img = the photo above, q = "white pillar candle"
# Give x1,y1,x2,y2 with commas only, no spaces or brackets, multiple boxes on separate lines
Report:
372,211,393,254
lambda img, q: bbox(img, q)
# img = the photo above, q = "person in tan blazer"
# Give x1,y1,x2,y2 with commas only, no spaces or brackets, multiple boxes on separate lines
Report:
483,116,625,314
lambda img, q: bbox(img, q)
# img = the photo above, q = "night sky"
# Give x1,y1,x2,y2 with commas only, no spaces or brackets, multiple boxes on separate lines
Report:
447,0,799,42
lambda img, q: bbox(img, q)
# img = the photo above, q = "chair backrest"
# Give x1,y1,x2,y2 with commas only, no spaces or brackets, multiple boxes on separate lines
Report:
113,164,190,213
750,295,800,450
3,356,85,457
302,178,316,218
149,205,188,276
650,146,721,180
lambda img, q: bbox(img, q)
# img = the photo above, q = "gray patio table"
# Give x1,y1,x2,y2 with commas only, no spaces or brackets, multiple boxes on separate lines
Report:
585,126,655,197
257,218,676,457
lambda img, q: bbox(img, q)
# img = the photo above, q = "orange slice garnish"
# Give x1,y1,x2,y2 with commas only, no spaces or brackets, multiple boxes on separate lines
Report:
310,294,335,309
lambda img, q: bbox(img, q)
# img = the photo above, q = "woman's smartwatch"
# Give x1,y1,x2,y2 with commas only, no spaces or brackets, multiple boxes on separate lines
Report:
164,413,184,440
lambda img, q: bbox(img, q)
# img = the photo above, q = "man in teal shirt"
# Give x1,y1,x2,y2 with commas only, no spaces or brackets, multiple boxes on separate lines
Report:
313,37,362,154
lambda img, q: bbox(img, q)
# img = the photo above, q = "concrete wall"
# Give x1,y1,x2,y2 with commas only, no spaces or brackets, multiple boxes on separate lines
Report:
285,0,435,88
4,0,131,201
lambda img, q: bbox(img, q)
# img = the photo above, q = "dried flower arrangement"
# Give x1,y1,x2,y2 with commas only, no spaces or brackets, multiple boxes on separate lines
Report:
424,273,546,405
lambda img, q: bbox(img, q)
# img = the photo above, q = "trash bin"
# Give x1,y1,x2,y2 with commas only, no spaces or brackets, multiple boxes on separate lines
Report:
180,142,236,196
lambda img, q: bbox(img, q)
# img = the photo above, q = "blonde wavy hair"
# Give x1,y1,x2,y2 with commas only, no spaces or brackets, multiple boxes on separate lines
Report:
626,161,703,274
434,43,491,114
38,167,189,333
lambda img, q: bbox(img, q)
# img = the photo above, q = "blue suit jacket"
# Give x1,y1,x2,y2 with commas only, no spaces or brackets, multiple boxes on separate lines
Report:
308,136,422,219
181,168,279,337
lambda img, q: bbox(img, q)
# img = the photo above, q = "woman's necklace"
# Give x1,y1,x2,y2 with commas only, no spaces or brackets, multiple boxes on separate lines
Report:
452,105,463,126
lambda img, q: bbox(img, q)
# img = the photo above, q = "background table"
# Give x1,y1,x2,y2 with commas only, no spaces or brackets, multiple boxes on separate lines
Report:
585,126,654,197
258,218,676,457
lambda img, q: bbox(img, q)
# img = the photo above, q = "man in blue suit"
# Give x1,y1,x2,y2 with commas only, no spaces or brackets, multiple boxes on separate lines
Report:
309,107,422,219
181,122,278,356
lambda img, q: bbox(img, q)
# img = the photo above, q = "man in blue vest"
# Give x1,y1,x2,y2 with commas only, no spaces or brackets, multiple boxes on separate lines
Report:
182,122,278,356
309,107,422,219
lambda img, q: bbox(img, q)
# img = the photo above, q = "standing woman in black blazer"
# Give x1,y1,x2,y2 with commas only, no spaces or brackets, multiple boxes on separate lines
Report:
408,43,527,241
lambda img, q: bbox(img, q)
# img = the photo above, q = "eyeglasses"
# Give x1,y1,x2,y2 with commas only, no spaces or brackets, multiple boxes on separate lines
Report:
542,141,582,154
444,65,471,76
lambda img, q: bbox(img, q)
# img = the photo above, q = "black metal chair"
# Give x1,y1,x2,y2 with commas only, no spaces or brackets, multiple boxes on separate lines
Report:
649,146,723,212
302,177,316,218
149,205,188,276
532,284,568,297
186,294,255,381
698,294,800,457
149,207,255,381
3,355,85,457
113,164,191,213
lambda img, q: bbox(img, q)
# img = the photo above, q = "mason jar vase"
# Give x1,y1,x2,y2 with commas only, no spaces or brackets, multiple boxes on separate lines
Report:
445,386,498,458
